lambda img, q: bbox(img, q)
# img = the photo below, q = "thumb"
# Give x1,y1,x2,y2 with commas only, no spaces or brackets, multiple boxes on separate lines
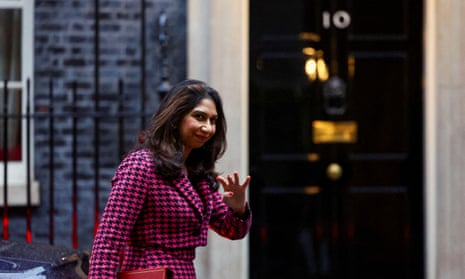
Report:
221,191,234,201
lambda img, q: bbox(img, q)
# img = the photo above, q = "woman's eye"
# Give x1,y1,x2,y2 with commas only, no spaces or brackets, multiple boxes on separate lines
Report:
192,112,217,124
194,113,205,120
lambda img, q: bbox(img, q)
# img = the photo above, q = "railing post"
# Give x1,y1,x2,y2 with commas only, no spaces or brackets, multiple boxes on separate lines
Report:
26,78,32,243
93,0,101,238
140,0,146,130
118,79,124,158
93,83,101,239
72,81,78,249
2,79,9,240
49,77,55,245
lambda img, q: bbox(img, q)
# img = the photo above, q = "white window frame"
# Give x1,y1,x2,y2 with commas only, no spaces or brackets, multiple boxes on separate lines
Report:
0,0,39,206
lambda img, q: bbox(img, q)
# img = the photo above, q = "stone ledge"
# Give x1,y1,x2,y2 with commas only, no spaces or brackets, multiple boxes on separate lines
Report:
0,180,40,207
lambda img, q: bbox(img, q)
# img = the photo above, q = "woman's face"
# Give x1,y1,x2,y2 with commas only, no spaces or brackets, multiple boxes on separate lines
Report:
179,98,218,159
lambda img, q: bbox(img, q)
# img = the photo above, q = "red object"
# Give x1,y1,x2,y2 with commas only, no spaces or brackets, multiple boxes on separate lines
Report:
72,210,78,248
117,267,172,279
94,212,99,237
0,146,21,161
2,216,8,240
26,208,32,243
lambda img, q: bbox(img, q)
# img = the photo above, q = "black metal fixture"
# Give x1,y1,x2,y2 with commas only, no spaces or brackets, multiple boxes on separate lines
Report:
156,10,172,100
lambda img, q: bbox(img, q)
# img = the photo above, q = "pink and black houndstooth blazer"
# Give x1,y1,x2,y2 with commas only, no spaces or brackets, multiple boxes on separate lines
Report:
87,149,251,279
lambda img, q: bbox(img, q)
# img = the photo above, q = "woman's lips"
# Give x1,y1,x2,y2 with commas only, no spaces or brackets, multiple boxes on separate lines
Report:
196,135,210,142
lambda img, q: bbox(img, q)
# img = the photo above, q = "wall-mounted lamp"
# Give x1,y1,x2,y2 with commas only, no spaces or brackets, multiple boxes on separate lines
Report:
303,47,328,82
157,11,172,100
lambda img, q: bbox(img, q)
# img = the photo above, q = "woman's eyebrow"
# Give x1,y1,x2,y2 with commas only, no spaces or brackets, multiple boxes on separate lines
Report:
192,109,217,117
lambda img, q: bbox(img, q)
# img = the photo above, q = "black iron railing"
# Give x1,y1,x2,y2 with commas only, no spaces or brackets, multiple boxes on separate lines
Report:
1,77,155,248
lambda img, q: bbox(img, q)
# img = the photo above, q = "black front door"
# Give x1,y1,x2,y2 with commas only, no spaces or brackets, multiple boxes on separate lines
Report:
249,1,423,278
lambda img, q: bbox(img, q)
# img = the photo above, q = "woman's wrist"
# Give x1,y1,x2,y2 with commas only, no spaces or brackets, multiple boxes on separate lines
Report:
233,203,250,220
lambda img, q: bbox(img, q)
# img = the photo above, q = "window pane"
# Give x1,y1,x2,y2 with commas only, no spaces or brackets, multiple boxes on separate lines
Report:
0,8,22,161
0,87,22,161
0,9,22,80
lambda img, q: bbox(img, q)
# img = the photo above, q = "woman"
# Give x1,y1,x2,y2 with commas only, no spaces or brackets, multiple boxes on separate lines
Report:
88,79,252,279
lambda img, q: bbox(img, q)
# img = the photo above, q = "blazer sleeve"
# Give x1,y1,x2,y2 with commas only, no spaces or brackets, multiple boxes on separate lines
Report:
88,152,151,279
208,190,252,240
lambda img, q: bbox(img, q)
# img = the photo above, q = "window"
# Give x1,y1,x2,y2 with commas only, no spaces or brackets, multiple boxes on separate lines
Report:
0,0,38,206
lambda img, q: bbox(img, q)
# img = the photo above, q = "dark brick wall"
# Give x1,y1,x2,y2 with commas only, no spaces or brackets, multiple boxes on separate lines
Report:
7,0,186,249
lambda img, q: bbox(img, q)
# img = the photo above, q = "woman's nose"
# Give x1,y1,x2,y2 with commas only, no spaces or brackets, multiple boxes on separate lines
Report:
201,122,213,133
201,124,210,132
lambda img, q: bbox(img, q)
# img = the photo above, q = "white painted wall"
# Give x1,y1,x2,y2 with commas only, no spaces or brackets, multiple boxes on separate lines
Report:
425,0,465,278
188,1,250,279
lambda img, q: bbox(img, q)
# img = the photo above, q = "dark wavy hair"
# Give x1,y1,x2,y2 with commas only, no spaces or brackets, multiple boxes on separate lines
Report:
140,79,226,188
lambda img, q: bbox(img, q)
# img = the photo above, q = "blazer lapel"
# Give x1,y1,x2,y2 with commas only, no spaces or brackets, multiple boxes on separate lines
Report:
194,180,215,223
172,174,205,219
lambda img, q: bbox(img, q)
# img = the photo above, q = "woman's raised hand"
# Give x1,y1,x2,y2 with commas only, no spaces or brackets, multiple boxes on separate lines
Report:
216,171,251,215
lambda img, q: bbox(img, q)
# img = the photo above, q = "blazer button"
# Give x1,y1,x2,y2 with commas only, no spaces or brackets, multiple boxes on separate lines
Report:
193,229,201,236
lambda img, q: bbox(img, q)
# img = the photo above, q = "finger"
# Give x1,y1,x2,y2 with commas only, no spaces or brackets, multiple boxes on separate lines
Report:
227,174,234,185
241,175,251,187
216,175,227,187
234,172,240,184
